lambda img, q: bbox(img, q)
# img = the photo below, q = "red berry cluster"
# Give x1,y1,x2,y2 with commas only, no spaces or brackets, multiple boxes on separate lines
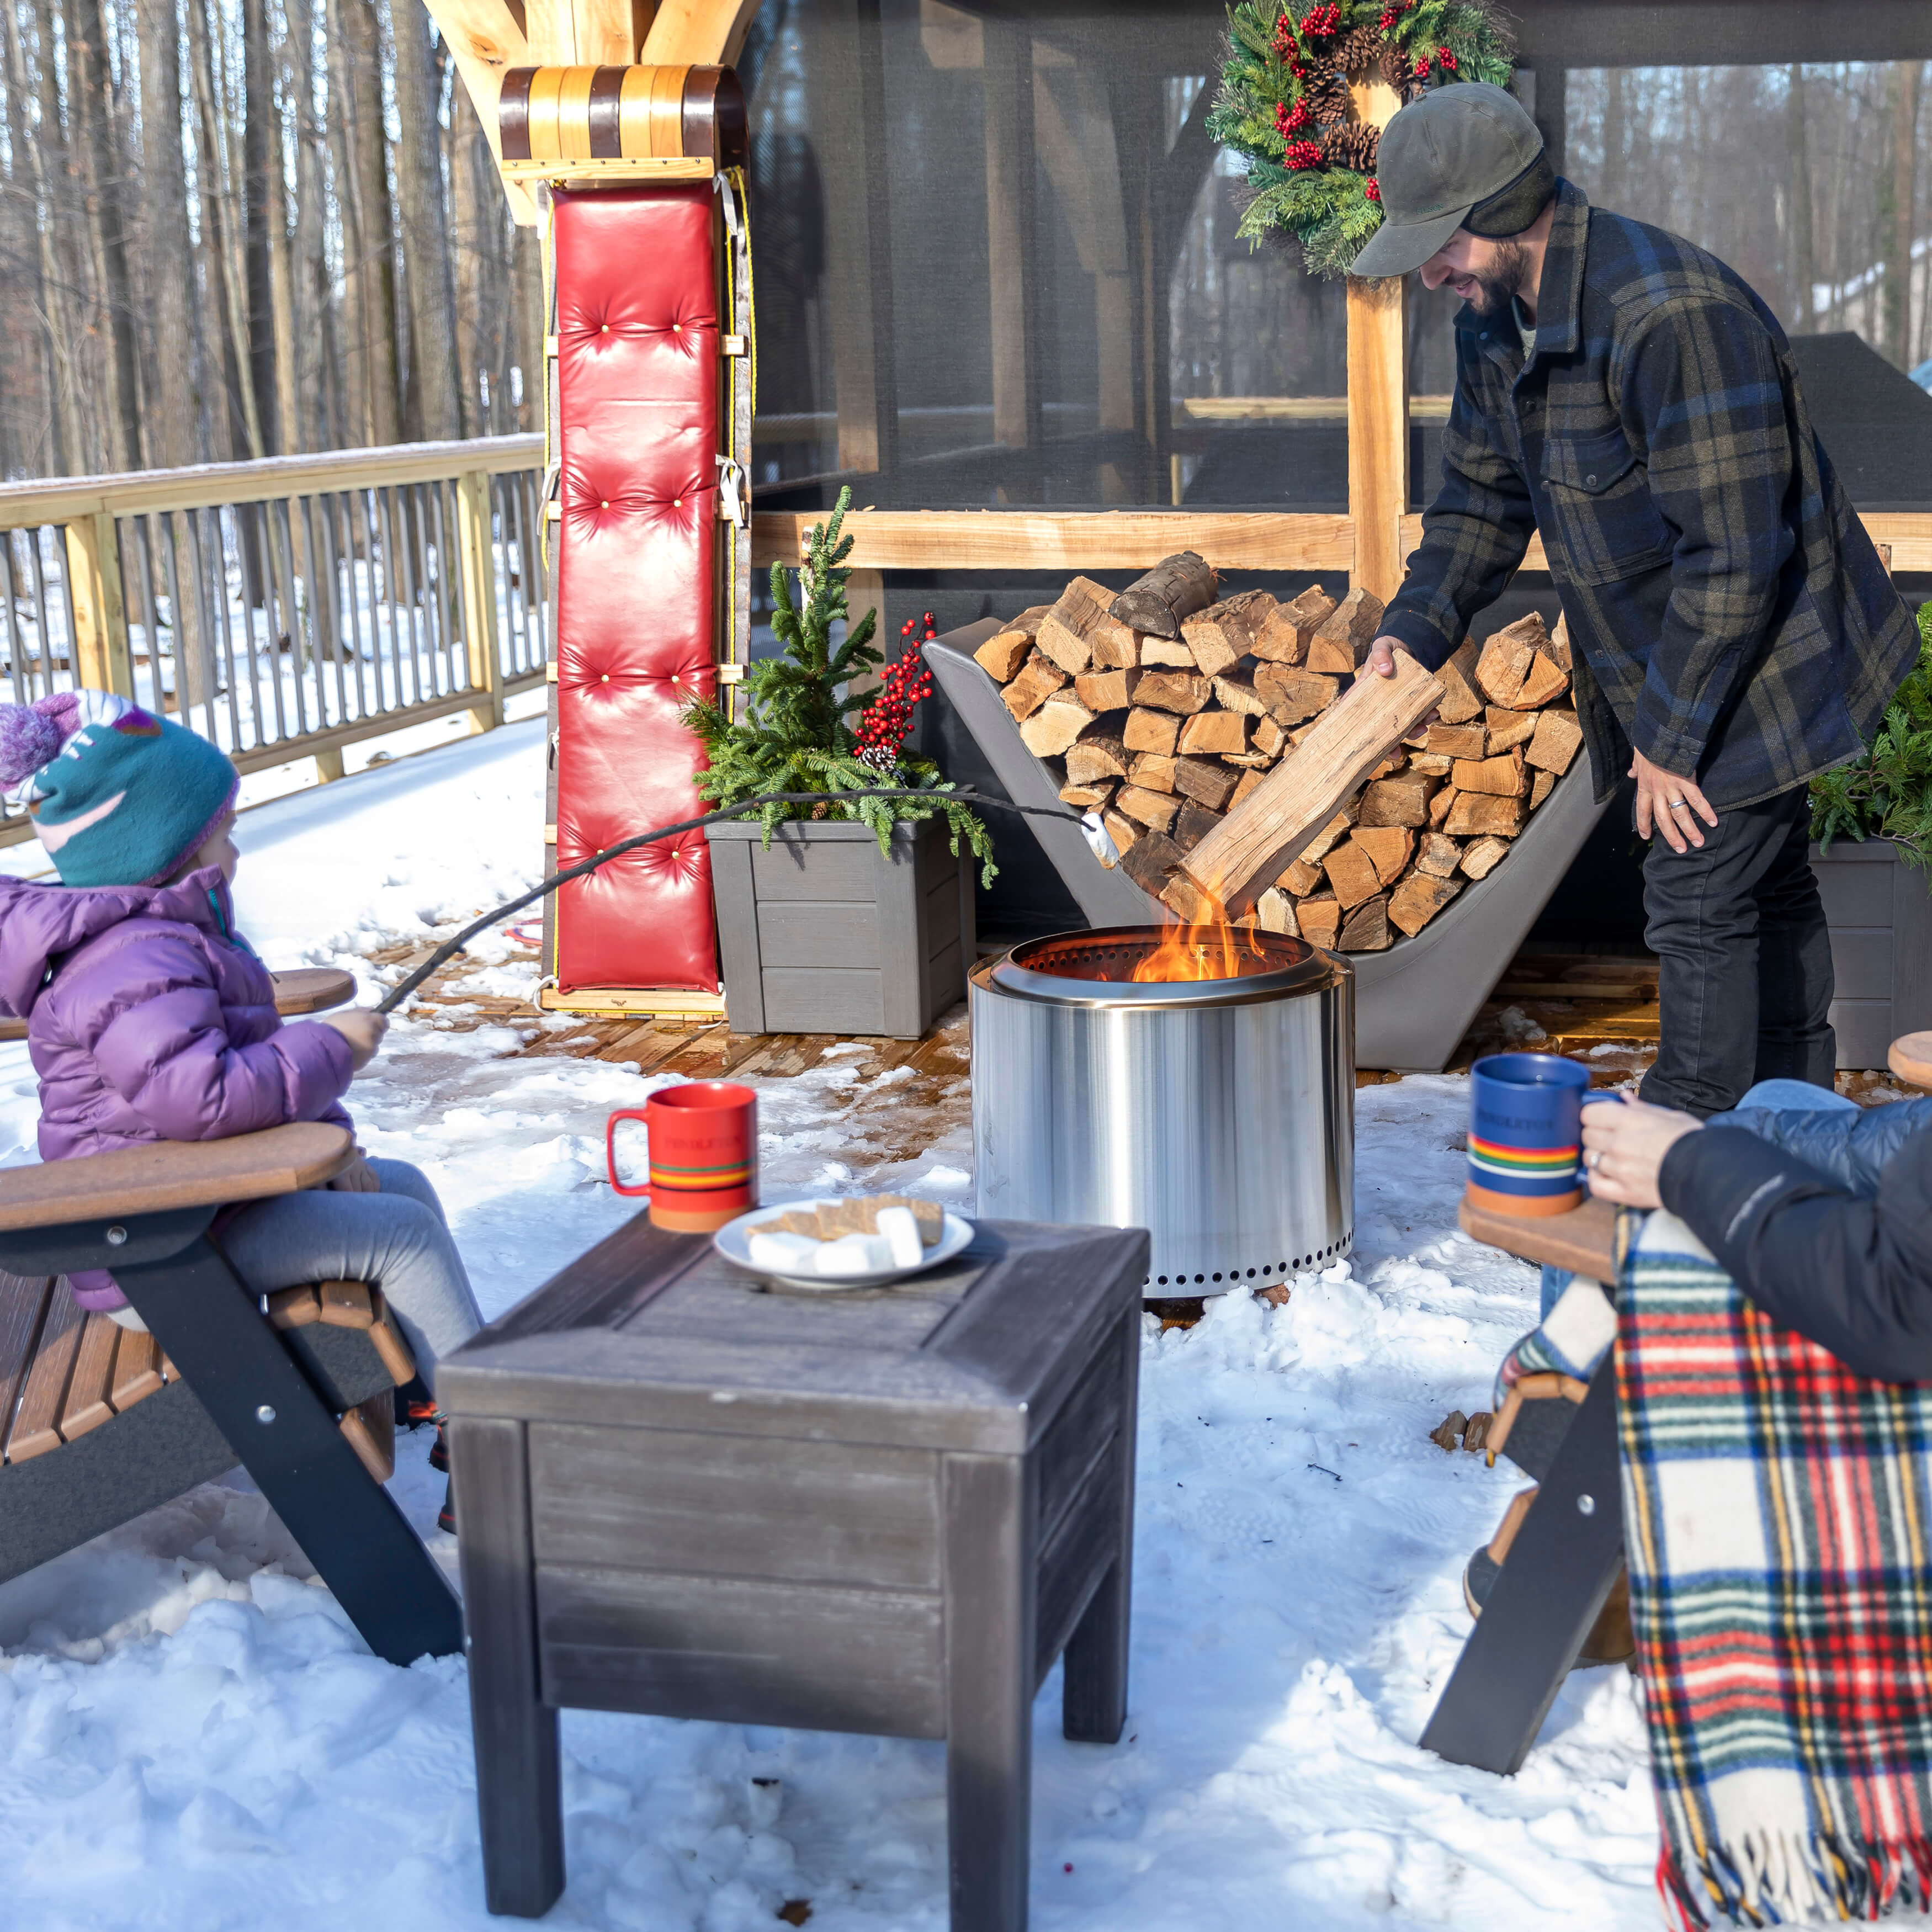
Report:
1436,45,1457,70
1274,98,1312,137
1365,176,1381,201
1283,139,1325,171
856,615,937,769
1377,6,1397,25
1301,2,1341,37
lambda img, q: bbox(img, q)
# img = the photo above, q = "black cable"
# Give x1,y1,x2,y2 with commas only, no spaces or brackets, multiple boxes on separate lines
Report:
374,787,1089,1013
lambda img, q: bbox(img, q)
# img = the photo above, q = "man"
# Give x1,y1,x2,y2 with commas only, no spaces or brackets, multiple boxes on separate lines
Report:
1355,83,1914,1116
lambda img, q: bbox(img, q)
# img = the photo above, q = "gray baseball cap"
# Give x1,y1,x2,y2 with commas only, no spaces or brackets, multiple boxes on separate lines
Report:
1351,81,1545,279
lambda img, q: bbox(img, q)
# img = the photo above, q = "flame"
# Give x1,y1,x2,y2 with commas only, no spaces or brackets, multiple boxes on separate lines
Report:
1130,898,1264,984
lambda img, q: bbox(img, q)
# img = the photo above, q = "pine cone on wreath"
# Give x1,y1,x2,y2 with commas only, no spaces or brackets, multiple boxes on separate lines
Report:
1323,121,1380,172
1333,24,1384,75
1301,66,1350,126
1379,41,1427,100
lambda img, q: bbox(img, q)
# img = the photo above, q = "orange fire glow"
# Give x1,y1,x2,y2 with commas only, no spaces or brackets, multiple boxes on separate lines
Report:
1130,900,1264,984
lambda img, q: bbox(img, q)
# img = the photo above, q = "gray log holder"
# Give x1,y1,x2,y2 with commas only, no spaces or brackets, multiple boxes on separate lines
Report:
1810,837,1932,1071
443,1212,1148,1929
928,620,1609,1072
707,816,975,1039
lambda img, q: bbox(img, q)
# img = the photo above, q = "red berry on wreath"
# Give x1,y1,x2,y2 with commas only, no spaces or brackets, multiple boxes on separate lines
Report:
1365,177,1381,202
1437,46,1457,70
1414,54,1431,77
1284,139,1324,170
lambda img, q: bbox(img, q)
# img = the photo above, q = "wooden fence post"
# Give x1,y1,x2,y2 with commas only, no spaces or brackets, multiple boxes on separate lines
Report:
457,470,505,733
63,513,135,696
1346,74,1409,604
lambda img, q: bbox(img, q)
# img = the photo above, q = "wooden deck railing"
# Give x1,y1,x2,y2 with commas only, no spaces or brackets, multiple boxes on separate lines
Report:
0,434,547,846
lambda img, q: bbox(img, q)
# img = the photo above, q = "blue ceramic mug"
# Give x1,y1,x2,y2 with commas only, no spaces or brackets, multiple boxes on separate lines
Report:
1467,1052,1590,1216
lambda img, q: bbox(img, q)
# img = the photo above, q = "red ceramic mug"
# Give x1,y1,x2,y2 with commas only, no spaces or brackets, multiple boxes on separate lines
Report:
607,1081,758,1233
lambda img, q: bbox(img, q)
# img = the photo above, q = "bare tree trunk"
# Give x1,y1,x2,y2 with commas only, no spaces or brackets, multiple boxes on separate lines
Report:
67,0,145,468
1883,60,1921,368
333,0,401,445
240,0,280,452
448,72,499,436
513,223,543,433
189,0,263,457
285,0,330,452
1784,65,1815,334
136,0,198,469
390,5,461,442
5,0,84,471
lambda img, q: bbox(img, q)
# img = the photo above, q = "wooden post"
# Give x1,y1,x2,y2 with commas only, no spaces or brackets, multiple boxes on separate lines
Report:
63,513,134,697
526,0,653,65
1345,73,1408,604
457,469,505,732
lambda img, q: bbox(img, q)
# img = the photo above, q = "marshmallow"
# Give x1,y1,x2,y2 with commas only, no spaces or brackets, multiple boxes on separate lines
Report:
814,1233,891,1277
875,1204,925,1269
747,1230,822,1272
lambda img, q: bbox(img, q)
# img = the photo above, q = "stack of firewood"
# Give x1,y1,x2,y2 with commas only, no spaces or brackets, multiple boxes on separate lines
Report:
974,577,1584,951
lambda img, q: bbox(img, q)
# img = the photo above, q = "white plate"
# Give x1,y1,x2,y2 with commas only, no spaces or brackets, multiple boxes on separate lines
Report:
714,1199,975,1292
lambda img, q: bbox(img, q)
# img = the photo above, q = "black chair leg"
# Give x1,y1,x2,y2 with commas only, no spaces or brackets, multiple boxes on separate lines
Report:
1419,1367,1625,1775
116,1235,465,1666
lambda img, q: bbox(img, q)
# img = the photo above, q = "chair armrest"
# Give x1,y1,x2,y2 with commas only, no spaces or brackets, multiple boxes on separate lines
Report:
0,1122,354,1231
1458,1193,1618,1285
0,968,354,1042
1891,1032,1932,1091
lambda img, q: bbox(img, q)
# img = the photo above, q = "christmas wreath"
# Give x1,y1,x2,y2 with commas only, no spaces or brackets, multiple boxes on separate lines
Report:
1208,0,1517,279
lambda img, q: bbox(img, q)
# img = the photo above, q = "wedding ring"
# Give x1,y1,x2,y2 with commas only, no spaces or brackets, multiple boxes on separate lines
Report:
1669,799,1690,811
1585,1149,1600,1170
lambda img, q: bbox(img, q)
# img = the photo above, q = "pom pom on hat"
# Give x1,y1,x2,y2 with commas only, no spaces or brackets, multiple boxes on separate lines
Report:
0,694,78,789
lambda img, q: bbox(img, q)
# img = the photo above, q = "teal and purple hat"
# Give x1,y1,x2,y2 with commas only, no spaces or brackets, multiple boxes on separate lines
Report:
0,691,240,888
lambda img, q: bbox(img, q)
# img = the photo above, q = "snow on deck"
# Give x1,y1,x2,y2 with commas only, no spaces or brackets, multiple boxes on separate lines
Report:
0,720,1662,1929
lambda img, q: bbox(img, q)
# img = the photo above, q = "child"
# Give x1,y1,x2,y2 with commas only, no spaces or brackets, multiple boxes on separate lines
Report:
0,691,482,1530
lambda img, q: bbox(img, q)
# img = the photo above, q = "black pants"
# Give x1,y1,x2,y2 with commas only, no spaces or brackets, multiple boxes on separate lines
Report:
1637,783,1836,1117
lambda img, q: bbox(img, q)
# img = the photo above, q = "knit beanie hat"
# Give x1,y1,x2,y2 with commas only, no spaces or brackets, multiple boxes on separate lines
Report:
0,692,240,888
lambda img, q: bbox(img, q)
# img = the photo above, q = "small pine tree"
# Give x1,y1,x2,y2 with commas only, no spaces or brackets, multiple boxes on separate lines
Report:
1811,601,1932,878
683,486,995,881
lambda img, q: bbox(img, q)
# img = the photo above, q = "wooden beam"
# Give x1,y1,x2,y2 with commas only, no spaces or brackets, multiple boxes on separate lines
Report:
750,510,1356,573
527,0,654,63
1345,72,1407,603
1396,513,1932,577
640,0,762,65
418,0,538,226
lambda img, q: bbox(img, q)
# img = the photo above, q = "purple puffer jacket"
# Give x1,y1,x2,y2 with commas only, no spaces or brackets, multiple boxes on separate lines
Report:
0,868,354,1309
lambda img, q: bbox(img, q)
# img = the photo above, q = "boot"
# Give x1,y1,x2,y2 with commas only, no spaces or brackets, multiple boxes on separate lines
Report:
429,1421,449,1473
1461,1484,1633,1666
437,1477,456,1537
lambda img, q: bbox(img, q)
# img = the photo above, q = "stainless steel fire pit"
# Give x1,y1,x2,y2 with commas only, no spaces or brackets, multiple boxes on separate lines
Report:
970,927,1354,1294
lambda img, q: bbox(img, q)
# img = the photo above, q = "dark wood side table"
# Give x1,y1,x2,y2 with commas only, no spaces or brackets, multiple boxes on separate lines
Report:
443,1215,1148,1929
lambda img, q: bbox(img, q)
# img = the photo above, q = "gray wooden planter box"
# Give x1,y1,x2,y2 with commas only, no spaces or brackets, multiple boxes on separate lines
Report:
1811,837,1932,1070
706,816,974,1038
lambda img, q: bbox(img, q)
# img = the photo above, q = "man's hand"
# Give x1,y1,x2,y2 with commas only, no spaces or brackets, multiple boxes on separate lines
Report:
1581,1093,1701,1209
1364,635,1400,679
1630,746,1717,852
318,1008,389,1071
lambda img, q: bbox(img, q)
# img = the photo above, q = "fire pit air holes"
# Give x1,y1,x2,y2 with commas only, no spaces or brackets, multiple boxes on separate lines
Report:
1145,1238,1349,1289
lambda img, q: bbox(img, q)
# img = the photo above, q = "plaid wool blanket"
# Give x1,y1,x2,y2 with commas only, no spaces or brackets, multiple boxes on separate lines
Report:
1618,1209,1932,1926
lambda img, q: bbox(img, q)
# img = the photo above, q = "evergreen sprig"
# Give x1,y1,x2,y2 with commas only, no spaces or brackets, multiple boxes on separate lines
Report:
1810,602,1932,878
682,485,996,883
1209,0,1517,280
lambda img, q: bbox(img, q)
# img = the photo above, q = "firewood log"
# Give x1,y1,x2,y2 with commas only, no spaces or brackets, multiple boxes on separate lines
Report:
975,629,1032,682
1075,667,1141,713
1120,826,1185,896
1545,611,1573,672
1459,834,1512,879
1211,672,1270,716
1001,651,1068,722
1102,806,1139,856
1475,622,1540,707
1140,634,1197,669
1180,612,1245,680
1337,894,1393,952
1124,707,1181,755
1427,722,1487,760
1165,650,1443,918
1250,585,1337,666
1415,832,1463,878
1388,871,1463,936
1177,710,1248,758
1108,551,1217,639
1230,768,1268,812
1255,887,1299,937
1352,825,1415,885
1252,715,1287,757
1323,839,1383,911
1038,576,1138,674
1064,735,1129,786
1484,705,1538,752
1173,756,1241,810
1409,752,1454,778
1172,801,1223,853
1514,651,1570,709
1214,588,1278,642
1530,769,1556,808
1305,587,1387,676
1128,752,1177,793
1444,793,1525,838
1450,750,1527,798
1134,670,1213,716
1300,803,1360,864
1359,772,1440,826
1019,694,1095,757
1254,664,1338,726
1223,751,1275,769
1428,785,1458,828
1280,856,1325,896
1059,781,1114,810
1117,784,1180,834
1435,639,1484,725
1298,894,1342,949
1526,707,1583,773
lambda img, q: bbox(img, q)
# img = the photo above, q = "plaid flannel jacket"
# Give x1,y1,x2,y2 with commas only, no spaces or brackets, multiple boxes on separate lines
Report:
1380,181,1915,809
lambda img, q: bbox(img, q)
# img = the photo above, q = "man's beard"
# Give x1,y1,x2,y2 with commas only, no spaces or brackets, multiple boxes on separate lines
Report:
1469,239,1532,316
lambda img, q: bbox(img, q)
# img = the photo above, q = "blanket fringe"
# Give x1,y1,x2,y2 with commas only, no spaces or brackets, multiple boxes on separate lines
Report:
1663,1832,1932,1925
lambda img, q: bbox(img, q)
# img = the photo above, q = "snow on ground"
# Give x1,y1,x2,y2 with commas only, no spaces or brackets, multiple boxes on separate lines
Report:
0,724,1662,1930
